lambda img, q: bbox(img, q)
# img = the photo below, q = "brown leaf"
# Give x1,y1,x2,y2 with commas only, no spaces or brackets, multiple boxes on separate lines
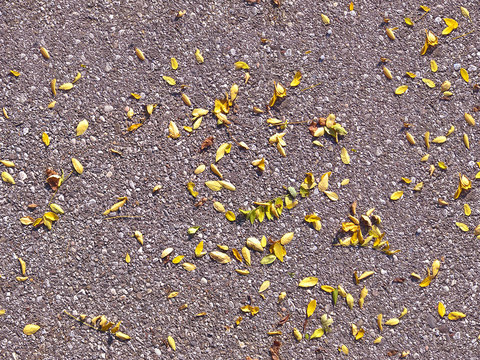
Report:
194,197,208,207
27,204,39,209
46,168,60,191
278,314,290,325
386,350,398,356
308,121,318,136
318,117,326,126
200,136,214,151
473,106,480,112
393,278,405,283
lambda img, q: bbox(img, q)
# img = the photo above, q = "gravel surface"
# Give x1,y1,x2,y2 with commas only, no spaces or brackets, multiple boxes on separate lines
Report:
0,1,479,359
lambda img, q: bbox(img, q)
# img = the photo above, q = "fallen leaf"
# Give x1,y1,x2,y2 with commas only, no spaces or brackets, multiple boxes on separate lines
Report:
234,61,249,70
448,311,466,321
76,120,89,136
195,49,204,63
385,318,399,326
216,143,232,162
395,85,408,95
460,68,469,82
23,324,40,335
307,299,316,317
290,71,302,87
390,191,403,200
59,83,73,91
298,277,318,288
72,158,83,174
2,171,15,184
135,48,145,60
163,76,176,85
171,57,178,70
438,302,446,317
168,121,180,139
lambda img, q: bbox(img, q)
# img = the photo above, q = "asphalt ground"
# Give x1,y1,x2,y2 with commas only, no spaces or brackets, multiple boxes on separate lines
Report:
0,0,479,359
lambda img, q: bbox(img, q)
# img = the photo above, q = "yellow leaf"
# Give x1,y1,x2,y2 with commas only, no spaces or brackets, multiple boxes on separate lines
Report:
464,204,471,216
110,321,121,334
298,277,318,288
432,136,446,144
23,324,41,335
341,179,350,186
406,72,416,78
171,255,184,264
242,247,251,266
209,251,231,264
72,72,81,84
386,28,395,40
131,93,141,99
355,328,365,340
413,182,423,191
205,180,222,191
50,203,64,214
402,177,411,184
324,191,338,201
430,60,438,72
127,123,143,132
340,147,350,164
438,302,446,317
59,83,73,91
443,18,459,29
163,76,176,85
306,299,316,317
290,71,302,87
125,253,131,263
42,132,50,146
168,121,180,139
0,160,15,167
320,285,335,293
340,344,348,355
399,307,408,319
225,211,236,222
259,280,270,293
234,61,249,70
383,66,392,79
438,161,447,169
0,309,5,315
18,258,26,275
349,2,354,11
321,14,330,25
76,119,89,136
216,143,232,162
460,68,469,82
252,158,265,171
115,331,131,340
405,17,413,25
390,191,403,200
280,232,294,245
385,318,399,326
374,336,383,344
72,158,83,174
420,5,430,12
442,26,454,35
48,101,56,109
422,78,436,88
461,6,471,21
168,336,176,350
448,311,466,321
40,46,50,59
171,57,178,70
135,47,145,60
187,182,198,198
419,275,432,287
182,262,196,271
395,85,408,95
464,113,475,126
20,216,34,225
377,314,383,331
195,49,204,63
358,271,374,281
456,222,469,232
310,328,324,339
2,171,15,184
346,293,354,309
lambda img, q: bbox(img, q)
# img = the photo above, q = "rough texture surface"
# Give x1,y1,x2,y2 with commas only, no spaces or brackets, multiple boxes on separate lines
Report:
0,0,479,359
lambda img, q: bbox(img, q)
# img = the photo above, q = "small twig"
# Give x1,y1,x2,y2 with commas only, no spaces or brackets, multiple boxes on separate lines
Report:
452,29,474,41
300,82,322,92
63,310,96,330
414,11,428,22
225,127,242,147
104,215,144,220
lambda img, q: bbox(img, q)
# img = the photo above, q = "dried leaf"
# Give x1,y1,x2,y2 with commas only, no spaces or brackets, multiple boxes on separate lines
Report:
216,143,232,162
242,247,251,266
234,61,249,70
0,160,15,168
448,311,466,321
460,68,469,83
115,332,131,340
205,180,222,192
2,171,15,184
259,280,270,293
209,251,231,264
195,49,204,63
290,71,302,87
324,191,338,201
341,147,350,164
168,121,180,139
422,78,436,88
307,299,316,317
395,85,408,95
76,120,89,136
346,293,354,309
72,72,81,84
461,6,471,21
456,222,469,232
464,113,475,126
163,76,176,85
42,132,50,146
59,83,73,91
23,324,40,335
135,47,145,60
438,302,446,317
168,336,176,351
390,191,403,200
385,318,399,326
298,277,318,288
383,67,392,79
72,158,83,174
40,46,50,59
